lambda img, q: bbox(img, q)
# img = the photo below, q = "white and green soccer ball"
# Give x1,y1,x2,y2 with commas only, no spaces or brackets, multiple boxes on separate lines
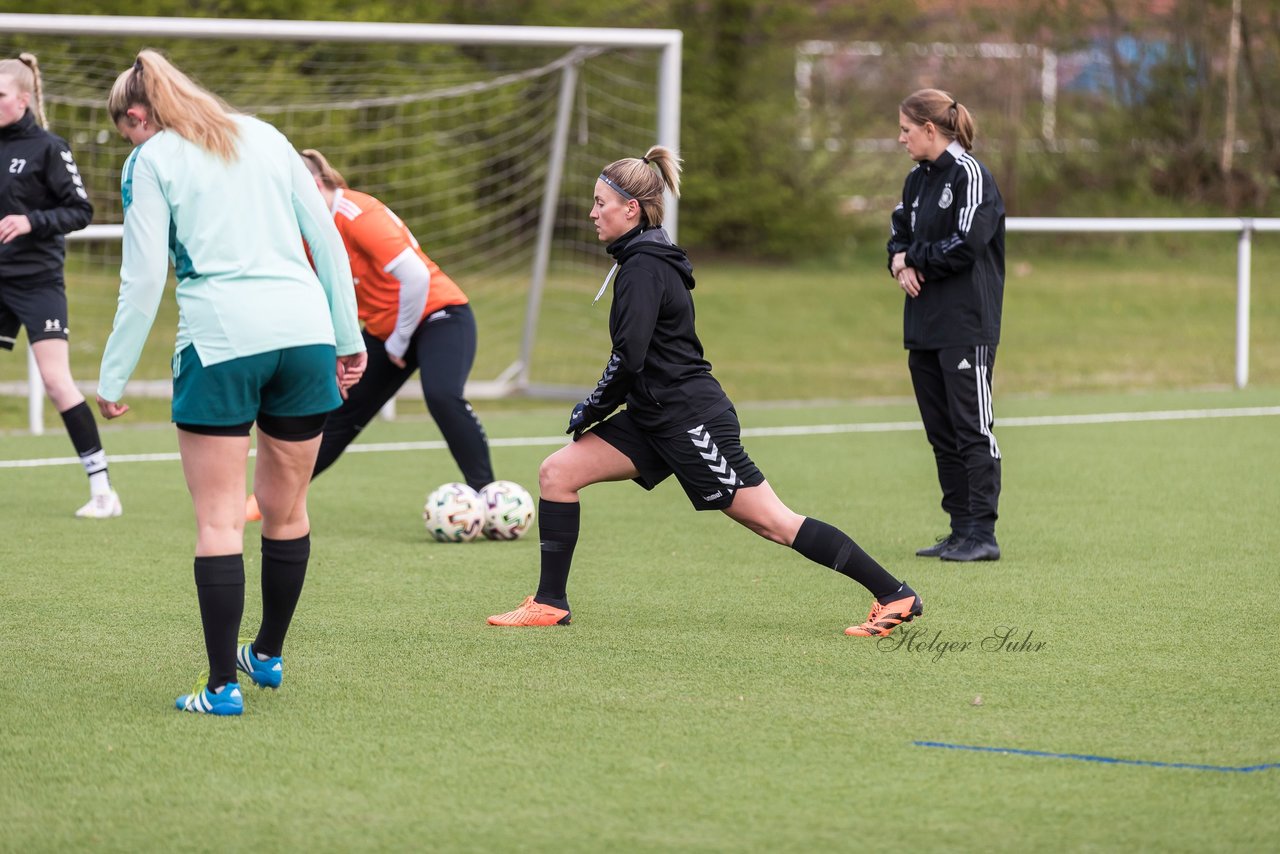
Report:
423,482,486,543
478,480,536,541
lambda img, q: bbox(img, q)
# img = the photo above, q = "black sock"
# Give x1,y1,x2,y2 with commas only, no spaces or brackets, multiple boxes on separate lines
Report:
60,401,109,486
792,517,901,599
193,554,245,691
253,534,310,659
534,499,579,606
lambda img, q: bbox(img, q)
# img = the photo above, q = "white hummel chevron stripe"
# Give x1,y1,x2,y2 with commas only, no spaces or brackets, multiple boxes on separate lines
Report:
687,425,743,491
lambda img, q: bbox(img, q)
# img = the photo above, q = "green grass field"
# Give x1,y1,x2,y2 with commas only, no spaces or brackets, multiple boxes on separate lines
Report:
2,235,1278,849
2,387,1278,851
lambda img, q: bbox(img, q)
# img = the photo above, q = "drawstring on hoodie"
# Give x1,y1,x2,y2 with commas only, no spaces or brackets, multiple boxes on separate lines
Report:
592,263,619,305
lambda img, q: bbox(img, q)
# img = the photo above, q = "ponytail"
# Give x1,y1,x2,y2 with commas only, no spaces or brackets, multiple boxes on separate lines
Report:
900,88,977,151
599,144,681,227
108,49,240,160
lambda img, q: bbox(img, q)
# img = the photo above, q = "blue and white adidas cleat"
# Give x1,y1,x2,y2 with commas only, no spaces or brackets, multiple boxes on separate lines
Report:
175,682,243,716
236,643,283,689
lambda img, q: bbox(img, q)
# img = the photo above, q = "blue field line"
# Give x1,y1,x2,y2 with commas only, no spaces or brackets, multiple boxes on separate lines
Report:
913,741,1280,773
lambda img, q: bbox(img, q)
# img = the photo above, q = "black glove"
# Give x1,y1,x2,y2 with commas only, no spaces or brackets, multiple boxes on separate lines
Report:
566,403,591,441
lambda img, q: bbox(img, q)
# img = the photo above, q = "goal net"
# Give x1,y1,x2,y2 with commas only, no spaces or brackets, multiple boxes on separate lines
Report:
0,15,680,424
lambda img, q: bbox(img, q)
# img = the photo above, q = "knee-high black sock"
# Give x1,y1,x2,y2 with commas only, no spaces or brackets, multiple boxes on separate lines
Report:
194,554,245,691
535,499,579,606
60,401,110,490
253,534,310,659
792,518,901,599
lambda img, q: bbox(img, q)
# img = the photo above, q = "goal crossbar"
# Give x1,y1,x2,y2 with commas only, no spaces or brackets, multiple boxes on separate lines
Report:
0,13,682,49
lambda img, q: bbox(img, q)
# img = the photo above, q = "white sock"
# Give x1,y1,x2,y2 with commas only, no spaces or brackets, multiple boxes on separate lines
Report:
82,450,111,496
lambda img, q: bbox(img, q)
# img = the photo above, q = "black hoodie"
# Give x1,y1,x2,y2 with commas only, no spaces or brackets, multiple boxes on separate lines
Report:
575,225,731,436
0,110,93,286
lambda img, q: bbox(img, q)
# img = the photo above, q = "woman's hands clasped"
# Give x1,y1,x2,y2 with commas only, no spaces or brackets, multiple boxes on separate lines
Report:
890,251,924,298
337,351,368,399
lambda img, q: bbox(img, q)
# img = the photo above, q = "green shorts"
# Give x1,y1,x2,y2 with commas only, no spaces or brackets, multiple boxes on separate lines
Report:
171,344,341,426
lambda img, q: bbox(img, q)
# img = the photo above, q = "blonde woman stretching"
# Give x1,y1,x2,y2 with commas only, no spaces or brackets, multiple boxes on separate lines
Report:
489,146,923,638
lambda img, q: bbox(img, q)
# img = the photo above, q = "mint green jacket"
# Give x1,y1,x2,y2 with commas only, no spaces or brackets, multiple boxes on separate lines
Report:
98,115,363,402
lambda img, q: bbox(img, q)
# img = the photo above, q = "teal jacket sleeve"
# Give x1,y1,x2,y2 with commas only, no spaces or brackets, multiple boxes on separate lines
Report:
97,149,171,403
290,152,364,356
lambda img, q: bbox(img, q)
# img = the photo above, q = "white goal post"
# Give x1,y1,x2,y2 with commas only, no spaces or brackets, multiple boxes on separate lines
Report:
1009,217,1280,391
1,13,681,435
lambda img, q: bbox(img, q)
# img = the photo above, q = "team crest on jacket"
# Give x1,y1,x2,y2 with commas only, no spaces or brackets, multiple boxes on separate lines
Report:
939,184,954,209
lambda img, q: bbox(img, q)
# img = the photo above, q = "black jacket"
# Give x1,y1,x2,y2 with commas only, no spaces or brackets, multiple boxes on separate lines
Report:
887,140,1004,349
0,110,93,286
576,225,730,436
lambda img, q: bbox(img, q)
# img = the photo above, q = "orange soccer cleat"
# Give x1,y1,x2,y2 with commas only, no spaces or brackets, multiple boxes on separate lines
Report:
245,493,262,523
487,595,571,627
845,586,923,637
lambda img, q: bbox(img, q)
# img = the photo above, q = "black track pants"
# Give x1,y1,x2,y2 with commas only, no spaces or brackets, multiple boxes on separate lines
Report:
908,345,1001,535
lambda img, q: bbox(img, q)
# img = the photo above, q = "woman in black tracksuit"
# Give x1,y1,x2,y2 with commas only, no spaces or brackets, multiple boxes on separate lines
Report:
888,88,1005,562
489,145,923,638
0,53,120,518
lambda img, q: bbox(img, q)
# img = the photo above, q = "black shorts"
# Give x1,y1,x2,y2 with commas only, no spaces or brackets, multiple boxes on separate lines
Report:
591,407,765,511
0,280,70,350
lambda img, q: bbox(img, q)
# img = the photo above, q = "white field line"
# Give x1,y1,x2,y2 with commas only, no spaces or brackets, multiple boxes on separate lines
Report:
2,405,1277,470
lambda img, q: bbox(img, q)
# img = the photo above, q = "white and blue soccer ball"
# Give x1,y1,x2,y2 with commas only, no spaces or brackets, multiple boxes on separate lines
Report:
423,482,486,543
479,480,536,541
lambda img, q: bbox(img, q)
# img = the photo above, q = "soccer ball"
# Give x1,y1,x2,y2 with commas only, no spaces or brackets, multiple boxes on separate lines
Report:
422,482,486,543
478,480,536,541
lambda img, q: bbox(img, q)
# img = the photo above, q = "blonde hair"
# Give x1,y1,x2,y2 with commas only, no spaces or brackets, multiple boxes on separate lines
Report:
0,53,46,128
299,148,348,190
599,145,681,227
900,88,977,151
108,49,240,160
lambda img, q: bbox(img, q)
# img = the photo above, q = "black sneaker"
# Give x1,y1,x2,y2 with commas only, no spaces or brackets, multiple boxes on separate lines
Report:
916,532,963,558
940,535,1001,562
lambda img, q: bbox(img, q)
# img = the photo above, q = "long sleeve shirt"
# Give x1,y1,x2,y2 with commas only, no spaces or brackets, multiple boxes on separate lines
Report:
327,187,468,359
98,115,363,402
